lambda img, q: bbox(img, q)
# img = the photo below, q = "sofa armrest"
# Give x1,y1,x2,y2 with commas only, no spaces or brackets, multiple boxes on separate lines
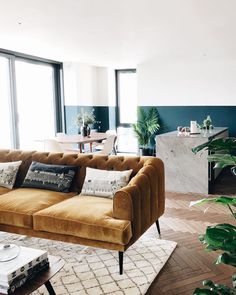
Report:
113,185,140,221
113,157,165,241
113,184,142,241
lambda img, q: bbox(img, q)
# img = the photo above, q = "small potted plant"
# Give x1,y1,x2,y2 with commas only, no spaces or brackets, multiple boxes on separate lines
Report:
133,107,160,156
202,115,213,130
75,109,96,136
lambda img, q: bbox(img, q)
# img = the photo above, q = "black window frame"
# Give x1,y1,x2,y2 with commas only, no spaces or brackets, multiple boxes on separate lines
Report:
115,69,137,127
0,48,64,148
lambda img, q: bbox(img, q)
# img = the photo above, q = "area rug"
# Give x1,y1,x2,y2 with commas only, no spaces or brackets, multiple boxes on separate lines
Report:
0,231,177,295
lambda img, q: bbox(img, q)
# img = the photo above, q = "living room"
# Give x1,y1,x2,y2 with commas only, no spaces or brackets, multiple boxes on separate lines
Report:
0,1,235,294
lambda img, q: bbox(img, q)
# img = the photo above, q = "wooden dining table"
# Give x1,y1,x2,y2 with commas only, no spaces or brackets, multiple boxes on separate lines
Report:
57,132,108,153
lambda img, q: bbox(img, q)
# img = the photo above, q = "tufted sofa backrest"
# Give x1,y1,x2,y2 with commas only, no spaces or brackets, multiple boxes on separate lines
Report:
0,149,35,187
0,149,149,192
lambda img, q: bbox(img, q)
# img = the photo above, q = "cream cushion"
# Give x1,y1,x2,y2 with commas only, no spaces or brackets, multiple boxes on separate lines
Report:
0,161,22,189
81,167,132,198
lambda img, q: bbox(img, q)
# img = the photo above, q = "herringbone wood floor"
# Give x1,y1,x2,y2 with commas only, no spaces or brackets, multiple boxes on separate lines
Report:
146,191,235,295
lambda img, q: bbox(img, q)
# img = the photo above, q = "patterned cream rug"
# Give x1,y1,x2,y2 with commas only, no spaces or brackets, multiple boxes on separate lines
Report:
0,231,177,295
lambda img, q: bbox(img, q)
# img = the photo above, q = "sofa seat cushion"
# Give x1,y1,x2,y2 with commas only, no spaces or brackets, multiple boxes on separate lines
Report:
0,187,11,195
0,188,76,228
33,195,132,245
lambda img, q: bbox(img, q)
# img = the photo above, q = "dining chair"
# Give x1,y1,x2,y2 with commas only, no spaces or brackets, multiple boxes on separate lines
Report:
44,139,80,154
44,139,64,152
99,135,117,155
94,130,117,152
56,133,81,153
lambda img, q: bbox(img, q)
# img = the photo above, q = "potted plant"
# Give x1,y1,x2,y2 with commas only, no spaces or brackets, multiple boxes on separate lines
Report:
75,109,96,136
200,115,213,130
191,137,236,294
133,107,160,156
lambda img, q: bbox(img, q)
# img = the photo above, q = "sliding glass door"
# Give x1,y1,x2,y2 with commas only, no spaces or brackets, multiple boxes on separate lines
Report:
0,56,13,148
15,60,56,150
0,52,62,151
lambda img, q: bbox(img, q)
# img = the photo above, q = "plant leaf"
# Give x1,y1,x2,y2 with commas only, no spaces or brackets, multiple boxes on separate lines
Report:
192,138,236,154
215,253,236,267
193,288,219,295
207,154,236,168
200,224,236,254
133,107,160,147
190,196,236,207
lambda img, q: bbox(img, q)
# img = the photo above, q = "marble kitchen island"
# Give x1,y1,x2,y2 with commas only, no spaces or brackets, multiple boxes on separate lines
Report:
156,127,228,194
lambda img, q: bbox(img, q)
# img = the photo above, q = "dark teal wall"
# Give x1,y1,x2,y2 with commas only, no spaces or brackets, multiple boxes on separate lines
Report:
148,106,236,136
65,106,116,134
65,105,236,136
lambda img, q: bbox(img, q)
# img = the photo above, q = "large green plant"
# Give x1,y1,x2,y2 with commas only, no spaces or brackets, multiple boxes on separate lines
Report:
192,138,236,175
132,107,160,148
191,138,236,294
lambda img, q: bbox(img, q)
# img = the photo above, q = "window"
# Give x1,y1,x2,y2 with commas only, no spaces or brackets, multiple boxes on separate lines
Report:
116,69,137,126
0,50,63,150
0,56,13,148
115,69,138,153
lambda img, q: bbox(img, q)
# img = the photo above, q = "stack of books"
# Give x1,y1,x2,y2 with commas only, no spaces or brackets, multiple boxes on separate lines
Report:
0,245,49,294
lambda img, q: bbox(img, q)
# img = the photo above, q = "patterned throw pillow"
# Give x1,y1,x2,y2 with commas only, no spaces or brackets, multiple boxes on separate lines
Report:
81,167,133,198
0,161,22,189
22,161,78,192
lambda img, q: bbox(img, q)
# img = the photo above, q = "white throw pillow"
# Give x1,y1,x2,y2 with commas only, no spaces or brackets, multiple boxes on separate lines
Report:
0,161,22,189
81,167,133,198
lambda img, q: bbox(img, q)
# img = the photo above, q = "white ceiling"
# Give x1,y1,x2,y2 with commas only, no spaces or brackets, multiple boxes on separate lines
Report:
0,0,236,67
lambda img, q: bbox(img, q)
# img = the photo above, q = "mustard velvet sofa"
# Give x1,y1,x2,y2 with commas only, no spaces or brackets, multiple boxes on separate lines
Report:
0,149,165,274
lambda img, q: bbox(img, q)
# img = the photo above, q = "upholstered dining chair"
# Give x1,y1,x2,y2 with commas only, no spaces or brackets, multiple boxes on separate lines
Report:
99,135,117,155
44,139,80,154
44,139,64,153
94,129,117,152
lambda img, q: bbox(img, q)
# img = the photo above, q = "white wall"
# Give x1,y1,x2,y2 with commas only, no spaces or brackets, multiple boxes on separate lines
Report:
63,62,115,106
137,57,236,106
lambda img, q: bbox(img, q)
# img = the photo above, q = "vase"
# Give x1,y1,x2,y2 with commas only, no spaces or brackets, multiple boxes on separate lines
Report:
80,125,89,137
80,125,91,137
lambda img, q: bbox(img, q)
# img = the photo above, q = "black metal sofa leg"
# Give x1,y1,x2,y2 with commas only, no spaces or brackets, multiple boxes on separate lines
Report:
156,219,161,235
118,251,124,275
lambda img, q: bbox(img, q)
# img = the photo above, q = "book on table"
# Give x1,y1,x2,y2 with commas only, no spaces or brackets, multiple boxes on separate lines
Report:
0,244,48,294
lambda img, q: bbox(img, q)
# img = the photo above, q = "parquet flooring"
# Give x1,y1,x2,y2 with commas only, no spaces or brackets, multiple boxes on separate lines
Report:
145,191,235,295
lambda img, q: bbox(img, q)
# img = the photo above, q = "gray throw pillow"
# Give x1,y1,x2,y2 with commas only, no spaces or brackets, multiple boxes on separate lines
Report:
22,161,78,192
0,161,22,189
81,167,133,198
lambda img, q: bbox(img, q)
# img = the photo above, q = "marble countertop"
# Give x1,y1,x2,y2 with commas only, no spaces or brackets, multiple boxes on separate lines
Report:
157,127,228,139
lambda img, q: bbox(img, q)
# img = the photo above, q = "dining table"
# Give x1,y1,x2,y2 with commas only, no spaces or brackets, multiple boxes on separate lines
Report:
56,132,108,153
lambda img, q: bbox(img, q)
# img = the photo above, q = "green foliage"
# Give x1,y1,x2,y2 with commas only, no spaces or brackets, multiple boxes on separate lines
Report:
192,138,236,174
192,138,236,154
75,109,96,127
132,107,160,148
190,196,236,207
192,138,236,294
194,280,236,295
201,223,236,255
190,196,236,219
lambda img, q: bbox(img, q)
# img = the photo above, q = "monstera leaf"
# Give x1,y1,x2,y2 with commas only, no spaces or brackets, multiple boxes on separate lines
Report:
191,137,236,294
190,196,236,207
199,224,236,263
192,138,236,154
190,196,236,219
194,279,236,295
207,154,236,169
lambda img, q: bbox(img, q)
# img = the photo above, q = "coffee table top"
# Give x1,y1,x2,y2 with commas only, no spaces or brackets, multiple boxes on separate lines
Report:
0,255,64,295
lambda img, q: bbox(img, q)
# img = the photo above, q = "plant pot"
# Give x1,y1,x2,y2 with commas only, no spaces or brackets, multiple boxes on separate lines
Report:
139,147,150,156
